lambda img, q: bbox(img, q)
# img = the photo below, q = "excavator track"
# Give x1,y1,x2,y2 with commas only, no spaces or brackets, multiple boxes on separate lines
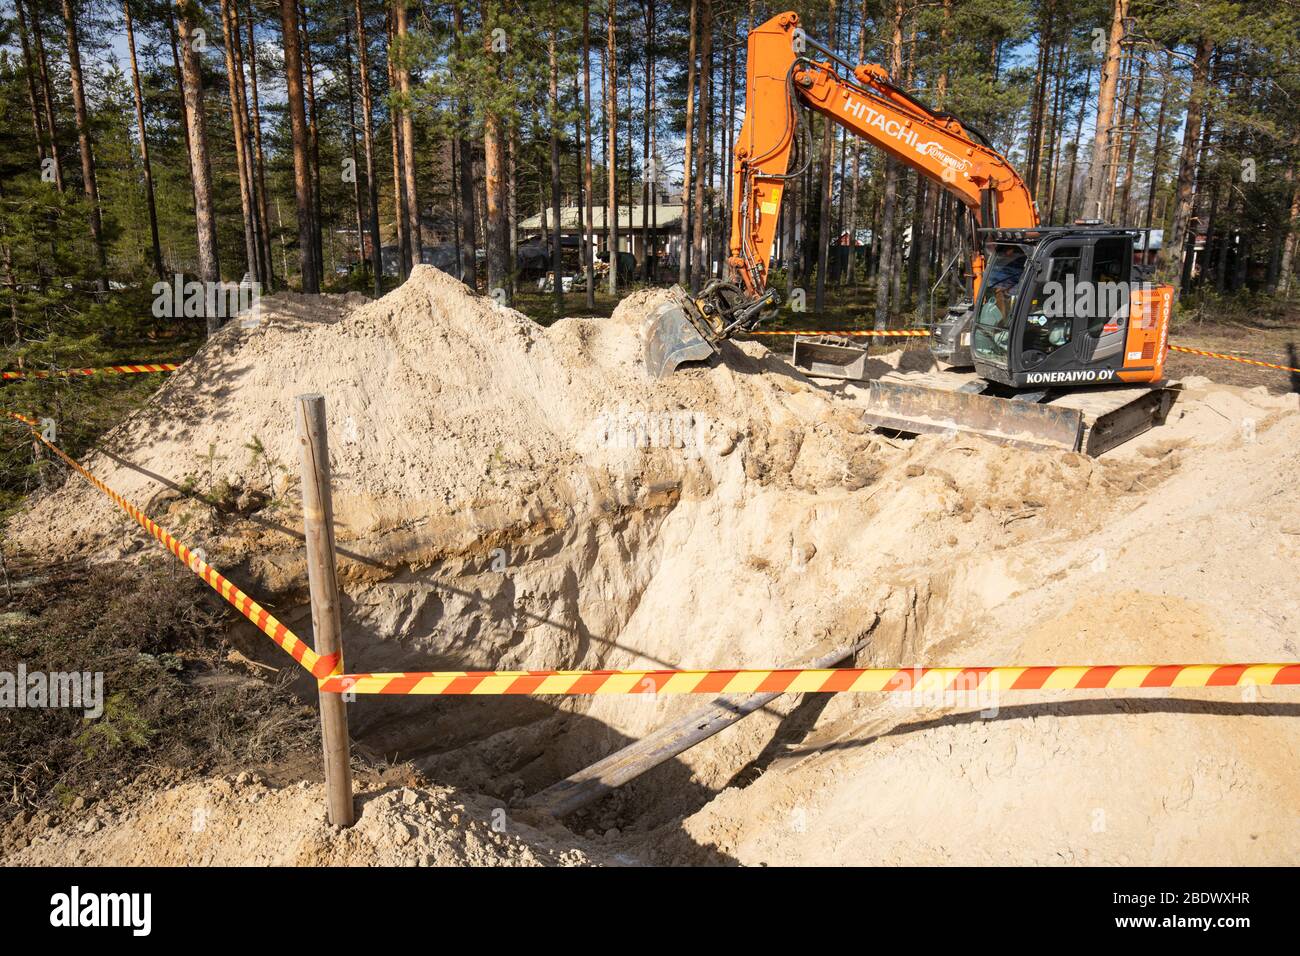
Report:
792,336,1179,456
1049,384,1180,457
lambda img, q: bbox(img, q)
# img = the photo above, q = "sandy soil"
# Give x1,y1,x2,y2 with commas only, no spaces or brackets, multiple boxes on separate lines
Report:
5,773,598,866
7,267,1299,866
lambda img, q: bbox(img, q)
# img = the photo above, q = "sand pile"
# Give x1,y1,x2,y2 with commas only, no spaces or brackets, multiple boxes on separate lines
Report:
663,388,1300,865
5,774,598,867
10,268,1300,865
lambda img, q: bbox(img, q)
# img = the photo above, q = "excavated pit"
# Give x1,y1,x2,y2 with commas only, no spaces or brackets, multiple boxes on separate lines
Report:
12,267,1300,865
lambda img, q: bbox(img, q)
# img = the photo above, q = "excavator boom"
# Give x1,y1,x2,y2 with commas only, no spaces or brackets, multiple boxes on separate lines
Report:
729,11,1037,299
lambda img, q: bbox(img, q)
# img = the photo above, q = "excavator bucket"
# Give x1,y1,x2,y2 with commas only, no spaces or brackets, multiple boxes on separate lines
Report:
642,286,719,379
859,380,1085,451
791,337,873,380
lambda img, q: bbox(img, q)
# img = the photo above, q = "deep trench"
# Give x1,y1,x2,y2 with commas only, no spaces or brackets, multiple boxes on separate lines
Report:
225,436,962,847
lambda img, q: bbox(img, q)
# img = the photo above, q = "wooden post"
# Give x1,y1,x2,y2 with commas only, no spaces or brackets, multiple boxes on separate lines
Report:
295,393,355,828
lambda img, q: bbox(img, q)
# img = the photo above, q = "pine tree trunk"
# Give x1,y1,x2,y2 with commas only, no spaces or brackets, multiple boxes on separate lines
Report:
244,0,275,288
1103,50,1132,221
1278,163,1299,296
1081,0,1128,219
343,19,366,275
219,0,260,283
1026,22,1051,196
690,0,711,292
279,0,318,292
549,24,564,315
177,0,221,327
484,112,508,299
1117,58,1146,224
481,4,510,303
874,0,904,329
582,0,596,309
640,0,654,281
230,2,270,286
386,12,408,280
299,1,325,280
650,1,661,282
605,0,619,296
451,4,477,290
720,12,733,286
677,0,697,287
1062,61,1093,223
845,0,871,287
1040,41,1060,221
61,0,107,291
1164,35,1213,291
508,127,518,282
14,0,46,170
123,0,164,279
624,64,633,262
28,3,63,191
353,0,383,295
813,0,837,313
1143,54,1171,233
394,0,422,272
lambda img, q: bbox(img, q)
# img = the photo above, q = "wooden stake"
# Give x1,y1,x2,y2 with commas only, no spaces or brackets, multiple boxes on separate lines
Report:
295,393,354,828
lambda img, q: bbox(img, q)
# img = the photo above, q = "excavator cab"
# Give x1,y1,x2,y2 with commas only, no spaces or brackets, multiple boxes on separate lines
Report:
968,228,1171,388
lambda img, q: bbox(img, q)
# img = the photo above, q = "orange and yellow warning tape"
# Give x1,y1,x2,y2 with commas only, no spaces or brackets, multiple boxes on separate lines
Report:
5,410,337,679
1167,345,1300,375
2,363,179,380
318,663,1300,695
748,329,1300,374
749,329,933,337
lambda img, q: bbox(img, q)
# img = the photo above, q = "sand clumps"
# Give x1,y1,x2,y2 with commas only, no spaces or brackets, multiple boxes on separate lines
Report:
5,774,597,867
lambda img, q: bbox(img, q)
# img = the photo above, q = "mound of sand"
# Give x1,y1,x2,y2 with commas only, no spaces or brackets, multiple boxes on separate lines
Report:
5,774,597,867
10,267,1300,866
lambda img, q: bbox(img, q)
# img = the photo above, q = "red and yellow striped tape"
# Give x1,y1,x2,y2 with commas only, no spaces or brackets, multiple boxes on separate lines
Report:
318,663,1300,695
2,363,179,380
746,330,1300,374
5,410,337,679
749,329,933,337
1168,345,1300,375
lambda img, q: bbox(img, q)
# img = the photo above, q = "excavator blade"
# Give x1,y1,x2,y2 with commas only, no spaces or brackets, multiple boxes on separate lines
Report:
859,380,1085,452
643,287,719,379
792,337,1085,451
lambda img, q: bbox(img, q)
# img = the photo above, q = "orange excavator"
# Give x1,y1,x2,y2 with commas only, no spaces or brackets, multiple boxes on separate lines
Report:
645,11,1178,454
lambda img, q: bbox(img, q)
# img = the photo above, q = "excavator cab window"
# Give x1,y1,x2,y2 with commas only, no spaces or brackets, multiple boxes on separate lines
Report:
1085,236,1132,338
1020,244,1082,368
971,243,1029,367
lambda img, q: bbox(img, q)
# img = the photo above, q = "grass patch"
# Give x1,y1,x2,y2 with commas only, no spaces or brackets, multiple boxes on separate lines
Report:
0,557,317,821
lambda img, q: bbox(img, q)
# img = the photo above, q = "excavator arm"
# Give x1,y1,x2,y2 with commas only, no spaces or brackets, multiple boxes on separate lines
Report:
730,10,1038,299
